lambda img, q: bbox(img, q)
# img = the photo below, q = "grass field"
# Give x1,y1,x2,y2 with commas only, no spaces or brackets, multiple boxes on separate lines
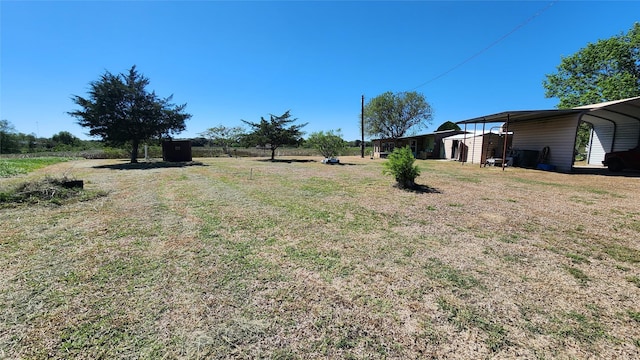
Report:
0,157,72,178
1,156,640,359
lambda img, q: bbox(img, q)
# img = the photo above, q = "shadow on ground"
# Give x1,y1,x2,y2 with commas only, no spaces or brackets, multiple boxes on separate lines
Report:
395,183,442,194
255,159,364,166
331,162,364,166
571,166,640,177
256,159,316,163
94,161,206,170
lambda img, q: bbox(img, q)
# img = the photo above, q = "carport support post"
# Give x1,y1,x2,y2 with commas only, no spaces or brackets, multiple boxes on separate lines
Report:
472,122,478,166
502,114,510,171
361,95,365,158
481,122,486,168
462,123,467,165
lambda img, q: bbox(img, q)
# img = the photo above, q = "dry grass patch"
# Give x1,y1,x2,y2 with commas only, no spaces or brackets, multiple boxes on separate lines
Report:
2,157,640,358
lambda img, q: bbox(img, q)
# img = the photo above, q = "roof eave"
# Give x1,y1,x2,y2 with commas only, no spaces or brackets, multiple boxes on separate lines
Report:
455,109,585,125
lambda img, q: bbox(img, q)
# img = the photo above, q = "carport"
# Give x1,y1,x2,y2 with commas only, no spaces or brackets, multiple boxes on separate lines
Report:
575,97,640,166
455,96,640,172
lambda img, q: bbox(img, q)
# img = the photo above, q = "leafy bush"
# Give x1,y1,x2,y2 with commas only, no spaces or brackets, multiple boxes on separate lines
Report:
382,146,420,189
306,130,346,158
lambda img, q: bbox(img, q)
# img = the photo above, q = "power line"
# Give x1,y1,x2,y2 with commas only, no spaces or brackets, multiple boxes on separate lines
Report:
409,0,559,91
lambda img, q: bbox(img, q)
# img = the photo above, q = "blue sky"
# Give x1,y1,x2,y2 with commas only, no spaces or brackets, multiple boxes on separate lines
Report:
1,1,639,142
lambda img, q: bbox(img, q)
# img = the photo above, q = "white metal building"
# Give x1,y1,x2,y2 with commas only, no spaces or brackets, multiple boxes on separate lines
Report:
442,130,509,165
455,97,640,172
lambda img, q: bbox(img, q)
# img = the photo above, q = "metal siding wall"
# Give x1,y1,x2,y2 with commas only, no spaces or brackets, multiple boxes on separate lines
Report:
614,121,640,151
582,109,640,164
443,138,454,159
463,136,484,164
508,115,579,172
587,123,613,165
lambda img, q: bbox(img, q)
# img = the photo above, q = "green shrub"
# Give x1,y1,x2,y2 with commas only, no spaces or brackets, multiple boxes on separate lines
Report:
382,146,420,189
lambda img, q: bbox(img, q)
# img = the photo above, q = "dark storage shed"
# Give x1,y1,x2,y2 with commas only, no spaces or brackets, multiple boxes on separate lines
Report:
162,140,192,162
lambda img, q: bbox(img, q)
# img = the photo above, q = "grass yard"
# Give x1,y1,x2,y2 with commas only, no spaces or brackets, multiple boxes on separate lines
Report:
1,156,640,359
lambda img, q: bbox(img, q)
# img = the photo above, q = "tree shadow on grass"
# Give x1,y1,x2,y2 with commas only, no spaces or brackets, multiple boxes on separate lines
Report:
256,159,316,163
255,159,365,166
332,162,365,166
93,160,207,170
394,183,442,194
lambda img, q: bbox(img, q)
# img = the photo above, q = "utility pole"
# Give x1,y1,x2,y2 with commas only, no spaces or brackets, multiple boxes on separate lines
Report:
361,95,365,158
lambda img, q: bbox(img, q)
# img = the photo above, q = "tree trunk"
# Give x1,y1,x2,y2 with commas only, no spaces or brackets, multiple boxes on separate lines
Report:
400,179,415,189
130,140,139,163
270,148,276,161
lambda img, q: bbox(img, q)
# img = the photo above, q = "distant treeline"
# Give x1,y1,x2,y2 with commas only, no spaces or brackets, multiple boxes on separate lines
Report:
0,129,103,155
0,126,372,159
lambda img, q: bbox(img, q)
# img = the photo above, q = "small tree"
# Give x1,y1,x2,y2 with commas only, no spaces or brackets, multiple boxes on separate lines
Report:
306,129,346,158
383,146,421,189
69,65,191,163
242,111,307,160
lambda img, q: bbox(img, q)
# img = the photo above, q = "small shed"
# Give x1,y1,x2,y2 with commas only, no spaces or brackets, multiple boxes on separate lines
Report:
442,130,511,165
162,140,192,162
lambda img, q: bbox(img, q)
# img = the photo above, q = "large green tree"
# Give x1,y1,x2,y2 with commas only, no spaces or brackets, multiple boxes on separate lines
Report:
543,22,640,108
363,91,433,143
69,66,191,163
242,111,306,160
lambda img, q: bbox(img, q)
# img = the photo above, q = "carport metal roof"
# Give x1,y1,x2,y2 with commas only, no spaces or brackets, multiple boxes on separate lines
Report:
455,96,640,125
455,109,583,125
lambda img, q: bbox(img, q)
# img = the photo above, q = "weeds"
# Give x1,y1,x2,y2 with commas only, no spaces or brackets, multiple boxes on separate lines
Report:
423,258,482,290
285,246,341,273
628,310,640,323
603,243,640,263
437,297,509,352
565,252,590,264
498,234,520,243
563,265,590,285
552,310,607,344
625,276,640,288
